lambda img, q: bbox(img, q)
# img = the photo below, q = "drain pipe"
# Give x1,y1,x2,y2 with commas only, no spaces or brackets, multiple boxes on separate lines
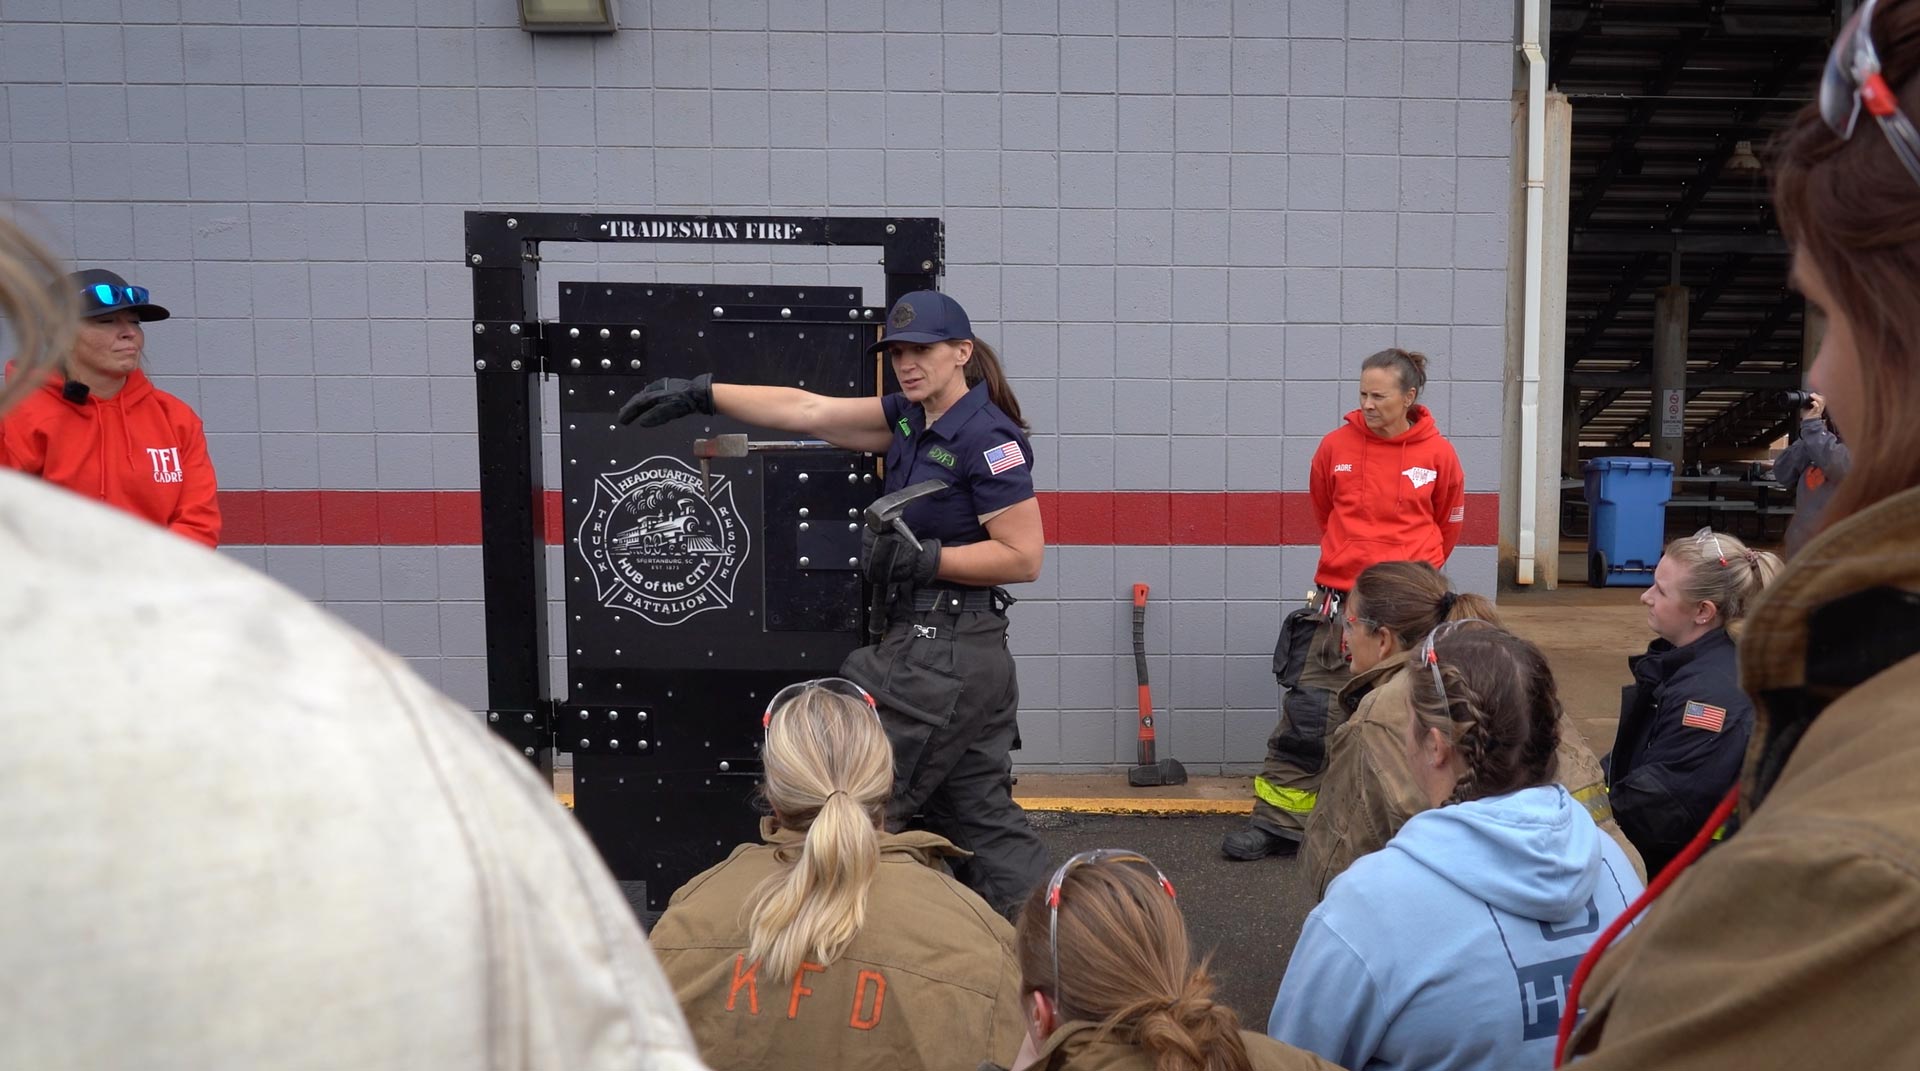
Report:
1516,0,1547,585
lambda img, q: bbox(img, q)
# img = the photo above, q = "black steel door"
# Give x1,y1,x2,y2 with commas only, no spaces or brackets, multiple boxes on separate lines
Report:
554,281,881,913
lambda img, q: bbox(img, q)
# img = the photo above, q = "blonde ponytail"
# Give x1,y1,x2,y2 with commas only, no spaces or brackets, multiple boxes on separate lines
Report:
1662,529,1785,638
744,687,892,983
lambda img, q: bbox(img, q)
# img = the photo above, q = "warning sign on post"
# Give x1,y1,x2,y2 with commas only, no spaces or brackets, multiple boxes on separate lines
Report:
1659,389,1684,438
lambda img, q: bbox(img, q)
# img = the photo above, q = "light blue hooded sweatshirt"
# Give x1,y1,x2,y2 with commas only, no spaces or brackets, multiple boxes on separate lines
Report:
1268,784,1644,1071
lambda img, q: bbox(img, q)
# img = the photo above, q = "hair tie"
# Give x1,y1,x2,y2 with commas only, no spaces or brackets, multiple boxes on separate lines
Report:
1438,591,1458,614
1743,549,1760,568
824,789,849,803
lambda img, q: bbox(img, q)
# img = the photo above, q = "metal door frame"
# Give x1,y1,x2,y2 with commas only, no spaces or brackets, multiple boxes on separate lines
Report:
465,211,941,773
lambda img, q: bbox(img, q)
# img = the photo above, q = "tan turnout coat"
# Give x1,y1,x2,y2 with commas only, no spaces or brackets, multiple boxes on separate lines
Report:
649,820,1025,1071
1567,485,1920,1066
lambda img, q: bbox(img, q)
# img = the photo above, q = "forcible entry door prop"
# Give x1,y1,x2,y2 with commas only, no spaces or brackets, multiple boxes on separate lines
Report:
467,211,941,914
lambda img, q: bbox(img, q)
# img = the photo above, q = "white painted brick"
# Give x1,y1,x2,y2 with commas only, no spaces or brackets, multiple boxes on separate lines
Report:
998,34,1056,93
1117,36,1173,94
826,32,885,89
1289,0,1344,38
1171,208,1228,266
1339,210,1395,268
1058,35,1113,93
124,24,185,82
1397,267,1454,324
938,35,998,93
1058,0,1114,35
1001,149,1058,207
1407,0,1461,40
1457,98,1514,157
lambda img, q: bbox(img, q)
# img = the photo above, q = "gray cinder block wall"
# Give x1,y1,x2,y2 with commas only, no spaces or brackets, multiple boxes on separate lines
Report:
1,0,1513,771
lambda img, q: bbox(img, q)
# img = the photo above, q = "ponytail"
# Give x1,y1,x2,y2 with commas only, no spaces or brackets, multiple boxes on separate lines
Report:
964,337,1027,431
1015,863,1255,1071
743,687,893,983
1661,529,1785,638
1349,561,1502,652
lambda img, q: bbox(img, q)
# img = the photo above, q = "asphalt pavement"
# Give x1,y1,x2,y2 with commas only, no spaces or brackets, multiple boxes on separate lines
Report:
1027,810,1316,1031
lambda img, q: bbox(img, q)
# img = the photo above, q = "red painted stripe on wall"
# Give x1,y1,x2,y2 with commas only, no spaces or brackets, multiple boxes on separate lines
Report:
218,490,1500,547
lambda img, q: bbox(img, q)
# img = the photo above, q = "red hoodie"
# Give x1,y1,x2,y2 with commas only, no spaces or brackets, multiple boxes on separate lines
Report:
1309,406,1463,590
0,366,221,547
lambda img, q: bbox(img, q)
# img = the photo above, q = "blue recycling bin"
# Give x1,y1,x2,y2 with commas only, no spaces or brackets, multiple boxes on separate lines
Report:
1583,456,1673,587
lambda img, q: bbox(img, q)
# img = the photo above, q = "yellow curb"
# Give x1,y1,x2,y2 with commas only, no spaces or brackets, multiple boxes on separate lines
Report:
559,792,1248,816
1017,797,1253,816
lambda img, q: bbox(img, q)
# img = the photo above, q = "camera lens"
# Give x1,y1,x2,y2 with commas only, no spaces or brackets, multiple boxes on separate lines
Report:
1778,390,1814,410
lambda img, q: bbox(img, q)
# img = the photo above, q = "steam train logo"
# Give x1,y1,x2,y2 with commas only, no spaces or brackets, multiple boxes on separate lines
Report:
576,456,748,626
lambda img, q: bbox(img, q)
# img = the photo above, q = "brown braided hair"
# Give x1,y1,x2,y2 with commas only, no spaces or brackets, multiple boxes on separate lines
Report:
1407,622,1561,804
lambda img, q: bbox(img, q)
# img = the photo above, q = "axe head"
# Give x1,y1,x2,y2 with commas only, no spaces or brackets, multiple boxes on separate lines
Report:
692,433,749,460
1127,759,1189,787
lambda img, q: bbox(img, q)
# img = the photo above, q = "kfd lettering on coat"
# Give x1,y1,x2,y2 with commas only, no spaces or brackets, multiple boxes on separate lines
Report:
725,955,890,1030
147,447,183,484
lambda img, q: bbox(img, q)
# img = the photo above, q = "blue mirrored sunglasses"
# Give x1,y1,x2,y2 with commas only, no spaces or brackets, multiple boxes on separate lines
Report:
86,283,150,308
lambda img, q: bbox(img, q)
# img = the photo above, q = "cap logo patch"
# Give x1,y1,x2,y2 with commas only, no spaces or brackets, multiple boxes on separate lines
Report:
889,302,915,329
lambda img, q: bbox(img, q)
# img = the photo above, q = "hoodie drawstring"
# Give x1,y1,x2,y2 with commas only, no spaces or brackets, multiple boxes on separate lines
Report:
1553,785,1741,1066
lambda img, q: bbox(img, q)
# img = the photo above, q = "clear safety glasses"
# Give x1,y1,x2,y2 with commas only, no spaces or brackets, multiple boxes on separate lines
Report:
761,676,877,729
1693,526,1729,568
1045,849,1177,1014
1819,0,1920,188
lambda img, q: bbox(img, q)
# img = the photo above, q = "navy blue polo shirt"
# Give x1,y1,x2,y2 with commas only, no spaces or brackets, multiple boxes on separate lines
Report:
880,382,1035,547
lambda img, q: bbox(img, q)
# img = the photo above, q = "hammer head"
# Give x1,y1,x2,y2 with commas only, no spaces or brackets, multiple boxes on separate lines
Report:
862,479,948,552
692,433,749,460
863,479,947,531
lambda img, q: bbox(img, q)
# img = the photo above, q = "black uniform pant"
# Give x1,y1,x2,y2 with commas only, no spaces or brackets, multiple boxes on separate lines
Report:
839,588,1048,919
1252,588,1354,840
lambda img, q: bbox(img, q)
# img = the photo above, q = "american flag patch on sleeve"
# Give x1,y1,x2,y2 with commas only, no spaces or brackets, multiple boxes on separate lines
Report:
1682,701,1727,733
984,441,1027,475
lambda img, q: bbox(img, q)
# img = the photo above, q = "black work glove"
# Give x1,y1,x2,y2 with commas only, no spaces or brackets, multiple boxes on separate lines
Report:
617,373,715,427
861,527,942,586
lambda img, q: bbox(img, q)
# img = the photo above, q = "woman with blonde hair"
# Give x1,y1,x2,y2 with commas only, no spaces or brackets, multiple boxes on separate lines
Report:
1303,561,1642,898
649,678,1024,1071
1606,528,1782,876
1001,850,1337,1071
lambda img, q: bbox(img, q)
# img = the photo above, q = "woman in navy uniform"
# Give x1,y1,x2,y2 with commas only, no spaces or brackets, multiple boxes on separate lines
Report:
618,290,1049,917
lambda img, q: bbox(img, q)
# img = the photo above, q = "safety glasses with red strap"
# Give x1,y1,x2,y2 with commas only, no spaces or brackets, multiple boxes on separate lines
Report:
1045,849,1177,1014
1820,0,1920,187
761,676,877,729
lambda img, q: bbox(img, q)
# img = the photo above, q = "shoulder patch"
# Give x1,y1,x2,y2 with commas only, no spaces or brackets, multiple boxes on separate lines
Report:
1681,700,1727,733
983,440,1026,475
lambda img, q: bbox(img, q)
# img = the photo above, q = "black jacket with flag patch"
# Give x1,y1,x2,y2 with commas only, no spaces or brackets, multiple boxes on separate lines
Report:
1605,627,1753,876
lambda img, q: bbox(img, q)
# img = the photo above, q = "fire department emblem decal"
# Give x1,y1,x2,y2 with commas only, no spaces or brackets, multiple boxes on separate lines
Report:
576,456,748,626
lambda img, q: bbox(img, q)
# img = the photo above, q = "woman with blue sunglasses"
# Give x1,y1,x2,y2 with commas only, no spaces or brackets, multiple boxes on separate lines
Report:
0,268,219,546
1560,0,1920,1064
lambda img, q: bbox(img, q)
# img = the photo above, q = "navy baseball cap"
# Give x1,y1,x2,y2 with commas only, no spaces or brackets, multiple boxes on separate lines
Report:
865,290,972,353
70,268,170,322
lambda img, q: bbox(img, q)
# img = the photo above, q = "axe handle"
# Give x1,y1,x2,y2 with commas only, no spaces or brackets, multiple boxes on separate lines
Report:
1132,583,1156,764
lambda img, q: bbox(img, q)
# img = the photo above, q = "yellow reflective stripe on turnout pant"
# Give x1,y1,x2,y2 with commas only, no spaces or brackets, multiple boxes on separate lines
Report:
1254,776,1318,815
